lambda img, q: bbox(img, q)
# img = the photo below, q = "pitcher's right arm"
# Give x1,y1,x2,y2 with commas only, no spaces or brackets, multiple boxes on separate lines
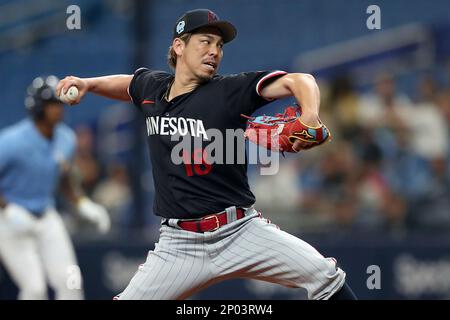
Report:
57,75,133,105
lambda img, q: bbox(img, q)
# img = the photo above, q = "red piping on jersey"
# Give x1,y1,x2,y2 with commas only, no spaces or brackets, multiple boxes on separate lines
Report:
256,70,288,97
142,100,155,104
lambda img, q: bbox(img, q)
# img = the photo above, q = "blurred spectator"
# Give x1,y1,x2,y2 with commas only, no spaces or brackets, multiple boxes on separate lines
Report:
379,191,408,233
382,128,430,202
357,73,412,163
92,163,132,230
352,134,406,232
403,75,448,160
358,73,412,131
250,158,303,232
437,89,450,126
409,157,450,231
436,88,450,176
332,195,359,231
327,74,361,141
298,142,363,231
416,73,439,104
74,125,101,195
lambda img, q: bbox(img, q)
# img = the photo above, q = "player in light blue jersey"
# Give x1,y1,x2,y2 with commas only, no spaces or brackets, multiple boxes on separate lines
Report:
0,76,111,300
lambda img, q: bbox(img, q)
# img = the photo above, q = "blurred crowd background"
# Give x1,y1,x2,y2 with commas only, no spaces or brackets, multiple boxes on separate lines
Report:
1,0,450,299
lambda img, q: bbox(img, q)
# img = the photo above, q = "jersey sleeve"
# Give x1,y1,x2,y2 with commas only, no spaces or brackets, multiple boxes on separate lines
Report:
127,68,172,109
224,70,287,115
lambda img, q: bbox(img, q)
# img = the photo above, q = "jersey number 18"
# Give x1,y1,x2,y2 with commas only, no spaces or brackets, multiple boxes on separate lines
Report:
182,149,212,177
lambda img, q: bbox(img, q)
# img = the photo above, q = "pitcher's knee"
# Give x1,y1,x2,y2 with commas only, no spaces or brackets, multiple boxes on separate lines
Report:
307,266,346,300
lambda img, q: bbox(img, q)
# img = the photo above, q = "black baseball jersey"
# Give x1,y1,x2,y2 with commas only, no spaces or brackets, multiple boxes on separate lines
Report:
128,68,287,219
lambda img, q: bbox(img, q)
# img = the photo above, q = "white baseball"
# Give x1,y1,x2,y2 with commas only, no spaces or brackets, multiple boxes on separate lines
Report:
60,86,79,103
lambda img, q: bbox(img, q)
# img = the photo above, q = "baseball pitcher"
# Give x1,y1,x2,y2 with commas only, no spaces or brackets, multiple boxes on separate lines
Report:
57,9,357,300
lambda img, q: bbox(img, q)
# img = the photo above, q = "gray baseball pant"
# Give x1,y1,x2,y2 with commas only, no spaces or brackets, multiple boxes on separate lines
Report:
116,206,345,300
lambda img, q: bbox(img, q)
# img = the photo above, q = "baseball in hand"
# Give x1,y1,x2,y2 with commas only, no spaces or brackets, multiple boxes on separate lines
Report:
59,86,79,103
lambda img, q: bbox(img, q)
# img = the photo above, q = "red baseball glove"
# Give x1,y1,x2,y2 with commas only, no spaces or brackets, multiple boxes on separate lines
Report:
242,104,331,153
